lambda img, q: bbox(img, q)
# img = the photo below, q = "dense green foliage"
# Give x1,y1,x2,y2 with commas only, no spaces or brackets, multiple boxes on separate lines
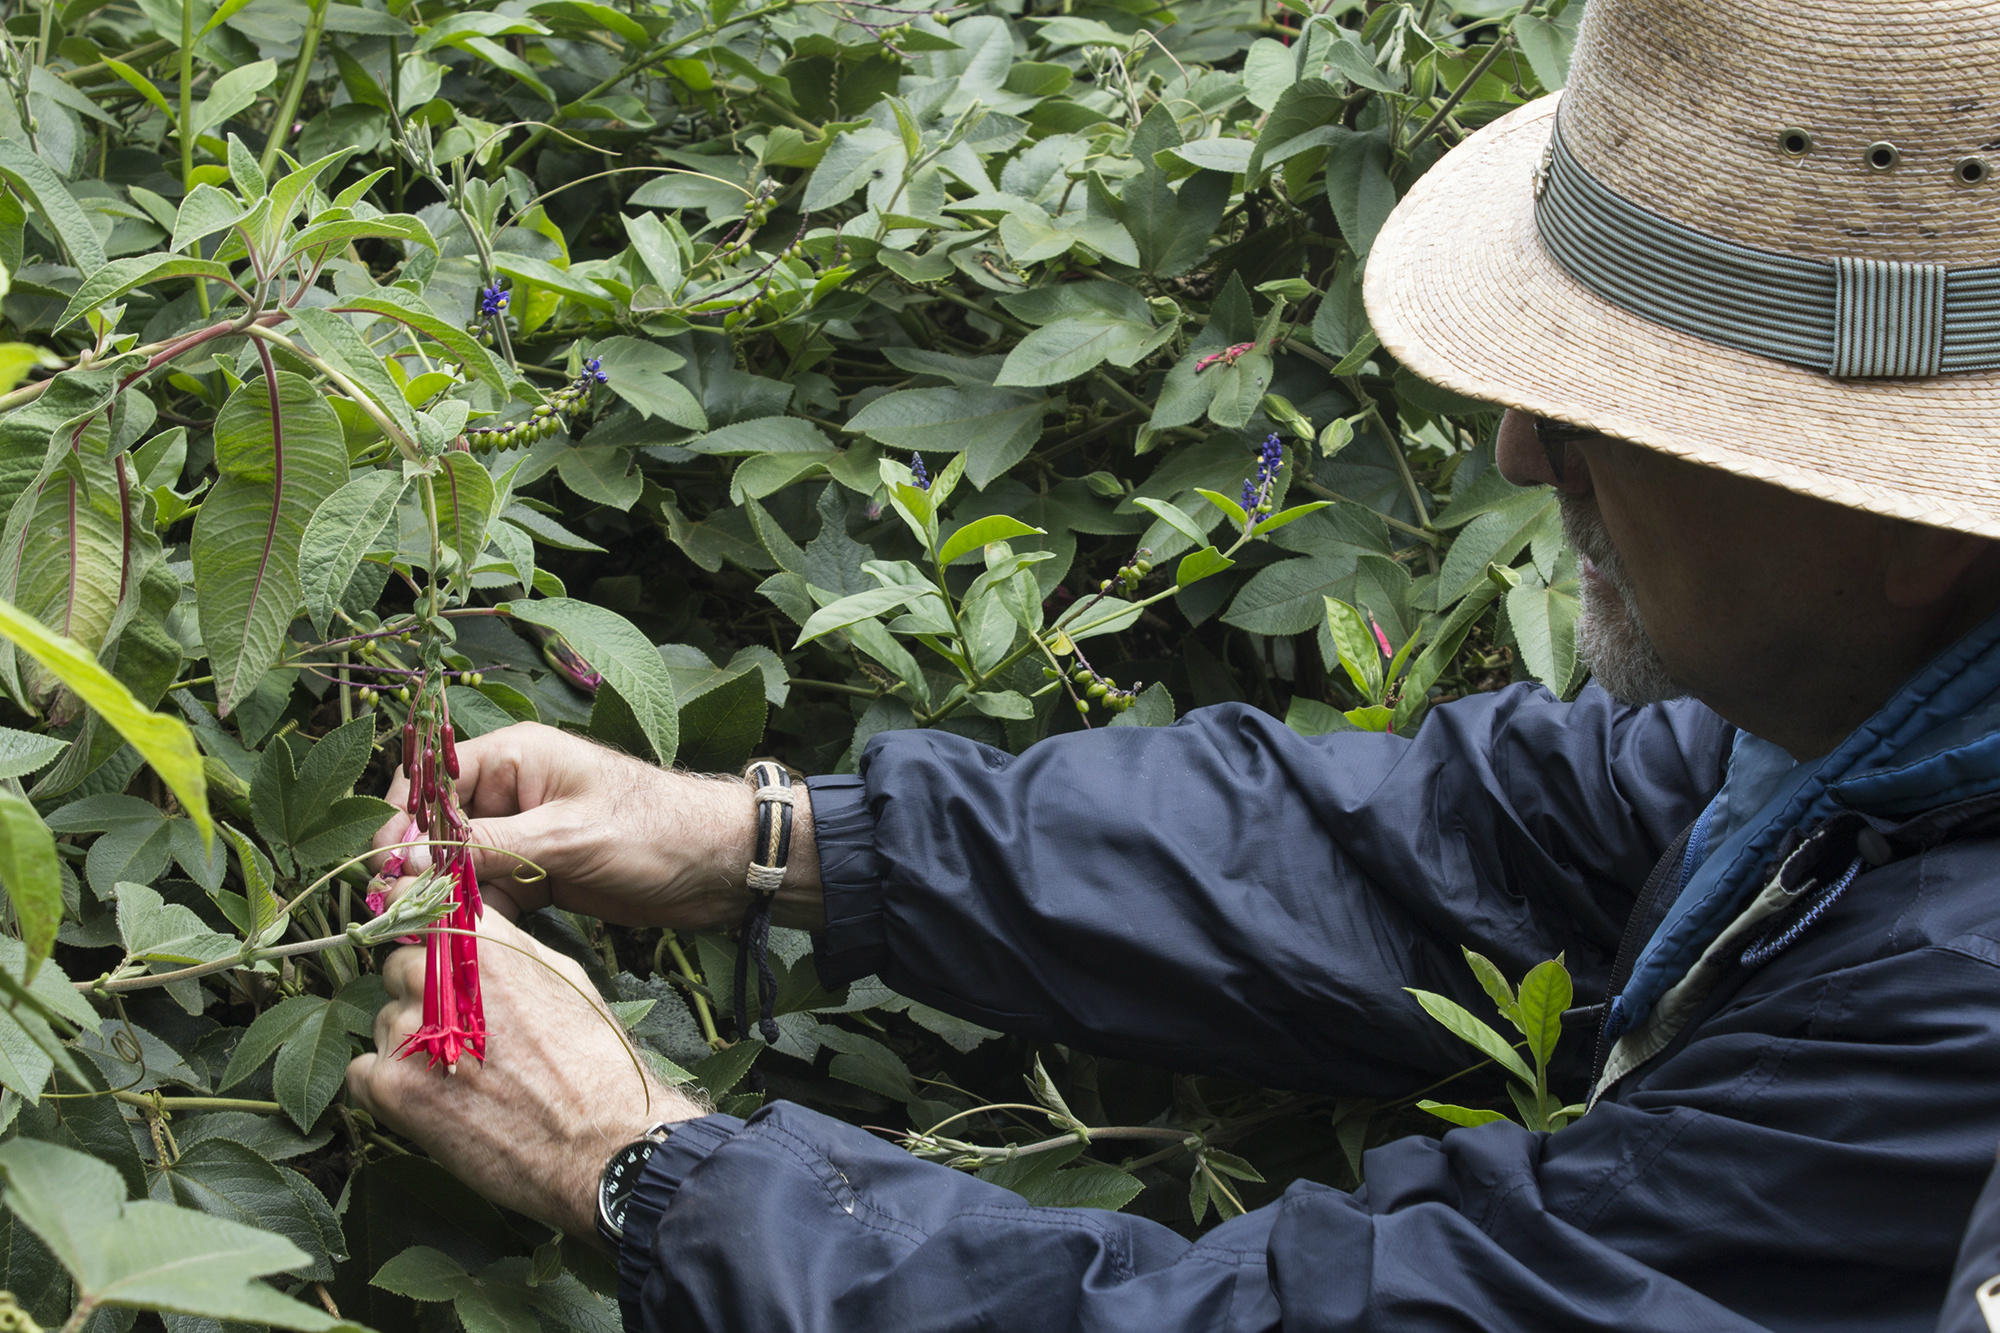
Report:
0,0,1591,1325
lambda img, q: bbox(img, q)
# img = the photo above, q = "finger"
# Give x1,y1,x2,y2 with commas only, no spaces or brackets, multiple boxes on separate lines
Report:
345,1053,380,1117
374,993,418,1052
381,942,425,1001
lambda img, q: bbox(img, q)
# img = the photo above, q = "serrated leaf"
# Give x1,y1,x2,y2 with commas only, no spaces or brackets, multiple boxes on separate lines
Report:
219,996,320,1091
0,728,62,779
272,1000,355,1131
333,289,511,394
0,140,104,270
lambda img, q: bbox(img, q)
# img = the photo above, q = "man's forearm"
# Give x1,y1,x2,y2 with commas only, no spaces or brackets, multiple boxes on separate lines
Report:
661,769,823,932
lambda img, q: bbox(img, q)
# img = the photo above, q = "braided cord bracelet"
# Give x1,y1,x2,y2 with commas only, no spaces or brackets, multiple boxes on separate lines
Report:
734,761,793,1045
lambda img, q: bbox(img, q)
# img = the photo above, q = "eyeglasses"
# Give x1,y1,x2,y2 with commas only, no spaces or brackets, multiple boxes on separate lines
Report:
1531,416,1601,485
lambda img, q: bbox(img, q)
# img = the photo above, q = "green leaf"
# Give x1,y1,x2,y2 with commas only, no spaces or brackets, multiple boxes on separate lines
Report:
1323,596,1383,702
683,416,831,456
1461,947,1521,1030
845,388,1054,490
219,995,320,1091
171,183,246,252
1325,126,1398,257
503,599,678,764
1403,987,1536,1085
1416,1100,1510,1129
56,256,236,331
1192,487,1250,530
1130,497,1213,549
190,60,278,141
0,140,104,270
589,337,705,430
937,516,1045,568
286,306,419,439
0,1139,349,1330
1253,501,1332,537
1013,1161,1145,1211
1175,545,1235,588
273,998,359,1130
0,792,59,982
793,585,932,647
674,667,766,774
436,453,497,574
1515,956,1573,1069
333,288,511,394
0,727,63,779
225,133,264,198
300,471,405,637
191,370,350,715
148,1136,343,1281
1506,577,1581,696
0,599,210,846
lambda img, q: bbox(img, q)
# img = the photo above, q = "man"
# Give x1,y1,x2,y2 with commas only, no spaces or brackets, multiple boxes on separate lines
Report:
351,0,2000,1328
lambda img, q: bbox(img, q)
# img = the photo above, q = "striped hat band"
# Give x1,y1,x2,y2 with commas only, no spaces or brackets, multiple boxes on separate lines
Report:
1535,121,2000,381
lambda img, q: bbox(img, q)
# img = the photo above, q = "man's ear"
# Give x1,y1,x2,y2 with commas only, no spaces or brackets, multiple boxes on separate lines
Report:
1881,520,1998,610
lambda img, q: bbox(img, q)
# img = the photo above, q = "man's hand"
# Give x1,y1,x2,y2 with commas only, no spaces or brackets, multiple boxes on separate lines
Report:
371,722,821,928
345,893,705,1239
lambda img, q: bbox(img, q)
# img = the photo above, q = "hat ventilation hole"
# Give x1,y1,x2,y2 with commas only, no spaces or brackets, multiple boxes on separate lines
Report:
1866,142,1902,171
1955,156,1989,187
1778,127,1814,157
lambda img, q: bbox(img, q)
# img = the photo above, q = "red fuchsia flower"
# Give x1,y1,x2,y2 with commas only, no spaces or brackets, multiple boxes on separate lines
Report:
389,681,488,1074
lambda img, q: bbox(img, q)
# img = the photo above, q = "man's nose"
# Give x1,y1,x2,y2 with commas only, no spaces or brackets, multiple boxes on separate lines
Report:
1496,410,1590,494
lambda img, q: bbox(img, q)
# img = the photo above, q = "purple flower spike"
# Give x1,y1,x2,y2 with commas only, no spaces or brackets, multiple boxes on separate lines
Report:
478,285,510,317
911,453,930,491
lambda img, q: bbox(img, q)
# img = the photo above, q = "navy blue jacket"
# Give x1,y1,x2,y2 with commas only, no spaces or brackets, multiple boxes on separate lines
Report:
619,684,2000,1332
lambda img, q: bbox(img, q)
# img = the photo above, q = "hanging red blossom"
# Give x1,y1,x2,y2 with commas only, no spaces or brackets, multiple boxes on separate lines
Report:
389,680,487,1073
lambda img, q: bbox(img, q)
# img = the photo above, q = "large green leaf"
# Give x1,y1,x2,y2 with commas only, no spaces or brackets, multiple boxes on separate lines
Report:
56,256,237,331
1515,956,1573,1069
0,1138,354,1330
503,599,678,764
435,453,497,575
148,1136,343,1281
191,370,350,715
299,471,405,637
845,388,1054,489
0,599,210,844
333,288,512,394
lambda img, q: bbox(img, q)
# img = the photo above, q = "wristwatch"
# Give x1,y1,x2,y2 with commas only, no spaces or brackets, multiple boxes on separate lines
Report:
596,1122,676,1248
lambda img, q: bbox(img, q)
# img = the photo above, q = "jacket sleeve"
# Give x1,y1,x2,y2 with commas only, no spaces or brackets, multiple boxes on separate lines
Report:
627,878,2000,1333
626,1101,1763,1333
812,684,1731,1095
1939,1156,2000,1333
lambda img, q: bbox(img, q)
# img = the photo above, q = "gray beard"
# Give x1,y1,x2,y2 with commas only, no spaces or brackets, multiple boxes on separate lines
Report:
1559,497,1686,706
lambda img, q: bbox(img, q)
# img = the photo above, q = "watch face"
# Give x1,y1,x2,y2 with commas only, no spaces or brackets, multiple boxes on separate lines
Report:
598,1139,658,1240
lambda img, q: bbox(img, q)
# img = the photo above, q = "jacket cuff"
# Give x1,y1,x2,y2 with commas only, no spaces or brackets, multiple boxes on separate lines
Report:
616,1113,744,1320
806,774,888,985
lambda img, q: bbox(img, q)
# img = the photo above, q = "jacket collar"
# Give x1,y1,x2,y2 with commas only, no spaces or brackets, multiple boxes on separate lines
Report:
1606,607,2000,1042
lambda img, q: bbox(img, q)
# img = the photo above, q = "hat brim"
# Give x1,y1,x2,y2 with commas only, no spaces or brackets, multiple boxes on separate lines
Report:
1364,95,2000,538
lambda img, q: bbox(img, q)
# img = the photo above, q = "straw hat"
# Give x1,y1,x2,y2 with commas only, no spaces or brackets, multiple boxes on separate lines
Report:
1363,0,2000,537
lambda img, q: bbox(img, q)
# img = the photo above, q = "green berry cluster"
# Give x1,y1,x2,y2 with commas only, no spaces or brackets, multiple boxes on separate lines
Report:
1044,663,1141,714
464,361,605,452
1102,557,1154,595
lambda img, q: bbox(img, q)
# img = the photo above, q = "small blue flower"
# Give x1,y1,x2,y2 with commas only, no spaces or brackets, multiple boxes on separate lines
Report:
584,356,607,385
1242,433,1284,516
910,453,930,491
478,285,509,317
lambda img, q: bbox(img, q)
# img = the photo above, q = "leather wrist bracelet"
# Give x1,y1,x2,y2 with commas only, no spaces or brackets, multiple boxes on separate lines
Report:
734,761,793,1046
